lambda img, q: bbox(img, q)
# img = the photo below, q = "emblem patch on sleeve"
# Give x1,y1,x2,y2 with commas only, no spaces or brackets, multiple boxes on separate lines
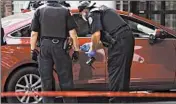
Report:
88,17,93,25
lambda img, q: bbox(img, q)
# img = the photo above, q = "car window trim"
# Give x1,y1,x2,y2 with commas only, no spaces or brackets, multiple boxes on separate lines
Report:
128,15,176,39
120,15,150,39
131,16,176,39
7,23,31,39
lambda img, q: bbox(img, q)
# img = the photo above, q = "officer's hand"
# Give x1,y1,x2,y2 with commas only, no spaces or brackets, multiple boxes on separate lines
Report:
80,43,91,52
85,50,96,58
72,51,79,62
31,49,39,61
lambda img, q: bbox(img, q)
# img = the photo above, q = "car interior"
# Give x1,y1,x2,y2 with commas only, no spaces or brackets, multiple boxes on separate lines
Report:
11,26,31,37
8,14,175,39
73,14,157,38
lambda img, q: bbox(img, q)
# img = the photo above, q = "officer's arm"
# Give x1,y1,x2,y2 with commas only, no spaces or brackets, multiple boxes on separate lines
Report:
69,30,79,51
30,9,40,50
31,32,38,50
91,32,105,50
89,12,103,51
67,11,79,51
91,31,101,51
97,41,104,49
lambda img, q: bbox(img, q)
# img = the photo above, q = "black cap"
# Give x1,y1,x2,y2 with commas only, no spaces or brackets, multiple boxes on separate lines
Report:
78,1,91,12
78,1,96,12
47,1,58,3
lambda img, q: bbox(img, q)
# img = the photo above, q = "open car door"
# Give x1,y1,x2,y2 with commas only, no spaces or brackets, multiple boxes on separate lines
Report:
122,15,176,90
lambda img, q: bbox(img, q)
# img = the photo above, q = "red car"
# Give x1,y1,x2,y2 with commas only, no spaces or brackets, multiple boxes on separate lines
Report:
1,9,176,103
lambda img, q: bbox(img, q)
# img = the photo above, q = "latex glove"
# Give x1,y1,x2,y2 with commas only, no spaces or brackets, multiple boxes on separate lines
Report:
85,50,96,58
80,42,91,52
31,49,39,61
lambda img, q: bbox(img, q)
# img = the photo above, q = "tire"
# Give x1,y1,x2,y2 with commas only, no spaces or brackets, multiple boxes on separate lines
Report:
6,66,43,103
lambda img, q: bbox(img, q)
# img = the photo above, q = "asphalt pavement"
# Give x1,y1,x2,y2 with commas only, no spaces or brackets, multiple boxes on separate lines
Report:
2,91,176,103
2,97,176,103
55,91,176,103
54,97,176,103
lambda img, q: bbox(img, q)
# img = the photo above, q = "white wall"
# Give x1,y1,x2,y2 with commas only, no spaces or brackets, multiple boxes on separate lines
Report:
66,1,80,9
13,1,30,14
67,1,116,9
93,1,116,9
12,1,116,14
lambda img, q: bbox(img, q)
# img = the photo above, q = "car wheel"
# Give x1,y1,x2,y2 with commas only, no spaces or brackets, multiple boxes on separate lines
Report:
6,66,43,103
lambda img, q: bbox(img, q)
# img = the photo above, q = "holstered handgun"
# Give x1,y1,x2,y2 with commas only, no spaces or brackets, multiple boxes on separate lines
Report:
100,31,116,47
37,36,41,47
63,37,73,53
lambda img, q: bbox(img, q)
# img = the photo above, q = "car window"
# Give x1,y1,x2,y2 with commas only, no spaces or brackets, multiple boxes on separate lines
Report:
73,14,91,37
121,15,156,38
72,14,157,38
128,19,155,34
10,25,31,37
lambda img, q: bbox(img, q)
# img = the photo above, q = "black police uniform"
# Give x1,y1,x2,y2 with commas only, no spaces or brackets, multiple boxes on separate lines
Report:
87,5,135,103
31,2,77,103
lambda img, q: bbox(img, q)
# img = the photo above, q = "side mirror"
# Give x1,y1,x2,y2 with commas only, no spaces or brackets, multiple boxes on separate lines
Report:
148,29,166,45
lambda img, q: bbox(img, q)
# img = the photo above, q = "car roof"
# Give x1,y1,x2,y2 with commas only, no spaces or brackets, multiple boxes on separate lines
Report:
2,11,34,34
2,9,176,36
2,11,34,28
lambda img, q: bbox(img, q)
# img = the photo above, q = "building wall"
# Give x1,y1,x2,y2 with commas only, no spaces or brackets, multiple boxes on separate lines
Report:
116,0,176,31
66,1,116,9
1,0,176,31
13,1,30,14
11,1,116,14
1,0,12,18
0,0,4,17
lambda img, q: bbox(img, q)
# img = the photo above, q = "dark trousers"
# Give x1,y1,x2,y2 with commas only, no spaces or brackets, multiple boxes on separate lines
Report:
38,39,77,103
108,28,135,103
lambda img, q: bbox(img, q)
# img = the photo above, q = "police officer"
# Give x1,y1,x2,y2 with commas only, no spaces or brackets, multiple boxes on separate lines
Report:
78,1,135,103
30,1,79,103
32,1,44,10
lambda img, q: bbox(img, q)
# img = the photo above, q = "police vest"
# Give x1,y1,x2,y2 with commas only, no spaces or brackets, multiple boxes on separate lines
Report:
39,3,69,38
89,5,127,34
